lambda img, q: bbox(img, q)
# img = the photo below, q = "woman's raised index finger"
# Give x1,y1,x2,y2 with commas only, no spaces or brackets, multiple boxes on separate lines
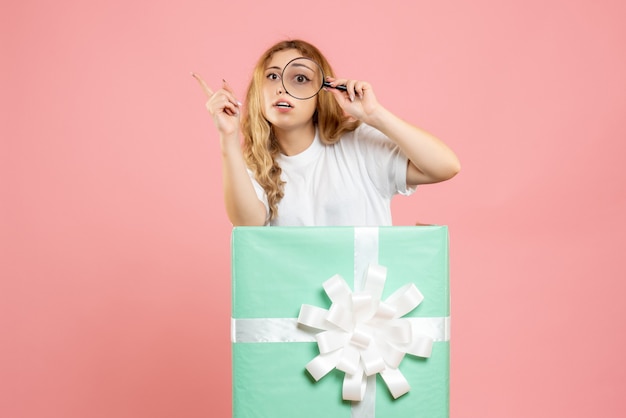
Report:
191,72,214,97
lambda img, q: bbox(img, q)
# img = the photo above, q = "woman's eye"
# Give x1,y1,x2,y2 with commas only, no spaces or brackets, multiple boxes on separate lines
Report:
267,73,280,81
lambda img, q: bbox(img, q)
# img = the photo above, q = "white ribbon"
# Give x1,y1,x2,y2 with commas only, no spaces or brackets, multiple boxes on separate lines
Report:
298,264,434,401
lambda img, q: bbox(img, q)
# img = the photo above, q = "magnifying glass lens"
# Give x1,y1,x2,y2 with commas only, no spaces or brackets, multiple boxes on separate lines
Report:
282,58,324,100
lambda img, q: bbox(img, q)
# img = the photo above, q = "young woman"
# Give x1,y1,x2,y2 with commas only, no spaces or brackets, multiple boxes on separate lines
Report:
193,39,460,226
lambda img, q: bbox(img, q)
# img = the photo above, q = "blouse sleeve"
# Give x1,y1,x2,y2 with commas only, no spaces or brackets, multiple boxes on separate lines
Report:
354,123,417,198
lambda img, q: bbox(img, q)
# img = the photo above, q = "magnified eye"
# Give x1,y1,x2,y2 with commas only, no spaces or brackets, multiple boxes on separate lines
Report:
294,74,311,84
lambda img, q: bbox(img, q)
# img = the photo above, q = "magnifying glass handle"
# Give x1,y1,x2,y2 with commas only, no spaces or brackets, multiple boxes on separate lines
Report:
322,82,348,92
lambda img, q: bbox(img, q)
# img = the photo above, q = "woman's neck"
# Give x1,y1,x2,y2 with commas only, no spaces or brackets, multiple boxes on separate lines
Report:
274,123,316,156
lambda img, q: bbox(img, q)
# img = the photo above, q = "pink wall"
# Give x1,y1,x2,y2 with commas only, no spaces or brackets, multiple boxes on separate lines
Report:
2,0,625,417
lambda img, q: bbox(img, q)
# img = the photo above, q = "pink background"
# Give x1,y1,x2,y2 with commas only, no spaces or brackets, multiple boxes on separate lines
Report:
2,0,625,417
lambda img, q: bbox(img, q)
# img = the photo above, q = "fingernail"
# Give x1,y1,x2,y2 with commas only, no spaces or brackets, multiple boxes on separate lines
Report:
237,101,243,106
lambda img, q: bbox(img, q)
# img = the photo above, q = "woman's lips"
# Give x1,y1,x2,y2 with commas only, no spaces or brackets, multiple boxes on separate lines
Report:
274,101,294,112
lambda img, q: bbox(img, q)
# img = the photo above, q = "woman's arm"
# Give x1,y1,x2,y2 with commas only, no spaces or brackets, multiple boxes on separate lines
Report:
220,134,267,226
325,78,460,185
193,74,267,225
365,107,460,185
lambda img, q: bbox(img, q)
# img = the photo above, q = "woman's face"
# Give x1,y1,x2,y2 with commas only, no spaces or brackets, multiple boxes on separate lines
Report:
262,49,318,132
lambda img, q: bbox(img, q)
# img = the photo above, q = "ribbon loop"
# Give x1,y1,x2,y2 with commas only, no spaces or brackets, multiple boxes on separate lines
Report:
327,303,354,331
342,369,367,401
380,368,411,399
316,330,350,354
306,350,342,381
363,264,387,300
324,274,352,303
298,304,331,329
384,283,424,318
336,344,360,375
405,334,434,358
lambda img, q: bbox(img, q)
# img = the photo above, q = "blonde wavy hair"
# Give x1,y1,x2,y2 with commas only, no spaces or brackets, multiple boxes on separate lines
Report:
241,39,360,221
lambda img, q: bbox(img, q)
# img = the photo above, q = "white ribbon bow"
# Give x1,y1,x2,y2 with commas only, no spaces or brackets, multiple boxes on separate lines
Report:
297,264,434,401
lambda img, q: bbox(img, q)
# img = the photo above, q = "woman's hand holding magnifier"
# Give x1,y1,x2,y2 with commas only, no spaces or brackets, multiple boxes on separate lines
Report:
325,76,382,125
192,72,242,137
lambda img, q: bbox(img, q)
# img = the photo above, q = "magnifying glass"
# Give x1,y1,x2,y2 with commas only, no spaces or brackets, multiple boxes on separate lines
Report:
281,57,347,100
